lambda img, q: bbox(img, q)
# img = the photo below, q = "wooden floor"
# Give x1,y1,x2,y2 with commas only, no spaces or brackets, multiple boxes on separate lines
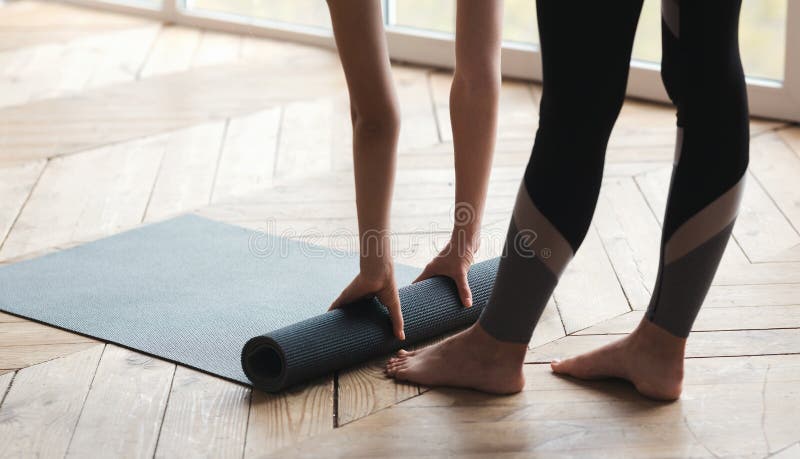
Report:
1,1,799,457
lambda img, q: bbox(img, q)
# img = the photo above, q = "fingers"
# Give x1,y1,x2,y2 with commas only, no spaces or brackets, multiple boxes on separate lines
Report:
455,271,473,307
328,278,365,311
412,264,435,284
379,287,405,341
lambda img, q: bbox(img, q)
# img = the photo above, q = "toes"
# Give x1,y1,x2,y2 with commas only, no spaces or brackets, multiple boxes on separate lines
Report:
550,358,566,373
397,349,415,357
550,357,579,376
385,358,411,377
385,361,400,376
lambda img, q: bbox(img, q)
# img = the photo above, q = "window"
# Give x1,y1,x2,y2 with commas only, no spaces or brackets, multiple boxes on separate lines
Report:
632,0,787,82
187,0,331,30
390,1,539,45
66,0,800,121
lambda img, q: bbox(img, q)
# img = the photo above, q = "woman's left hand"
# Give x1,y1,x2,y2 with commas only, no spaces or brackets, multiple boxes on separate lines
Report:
413,239,475,308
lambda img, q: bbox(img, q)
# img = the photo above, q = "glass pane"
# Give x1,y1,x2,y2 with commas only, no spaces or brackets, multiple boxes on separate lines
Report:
187,0,331,29
503,0,538,45
95,0,162,6
391,0,538,45
392,0,455,34
632,0,787,81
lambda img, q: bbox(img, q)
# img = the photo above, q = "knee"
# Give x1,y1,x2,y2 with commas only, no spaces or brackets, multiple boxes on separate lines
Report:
351,105,401,140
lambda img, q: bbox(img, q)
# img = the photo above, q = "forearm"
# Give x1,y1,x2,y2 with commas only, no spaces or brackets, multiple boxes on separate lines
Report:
451,0,503,252
352,117,399,272
450,74,500,250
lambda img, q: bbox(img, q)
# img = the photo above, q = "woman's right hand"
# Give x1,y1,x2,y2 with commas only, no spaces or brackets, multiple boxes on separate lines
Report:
329,260,405,341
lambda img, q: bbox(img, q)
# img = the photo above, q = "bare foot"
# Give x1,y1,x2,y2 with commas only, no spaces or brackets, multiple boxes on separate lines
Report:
550,319,686,401
385,324,527,394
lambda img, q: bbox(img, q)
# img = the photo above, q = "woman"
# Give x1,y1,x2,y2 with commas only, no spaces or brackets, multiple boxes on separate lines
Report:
326,1,503,340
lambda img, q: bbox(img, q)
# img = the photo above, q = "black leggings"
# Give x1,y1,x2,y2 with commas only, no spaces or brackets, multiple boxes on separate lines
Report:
479,0,749,341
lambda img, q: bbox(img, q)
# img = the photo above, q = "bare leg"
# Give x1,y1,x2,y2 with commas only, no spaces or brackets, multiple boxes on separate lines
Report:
410,0,503,308
385,0,522,394
326,1,405,338
448,0,502,251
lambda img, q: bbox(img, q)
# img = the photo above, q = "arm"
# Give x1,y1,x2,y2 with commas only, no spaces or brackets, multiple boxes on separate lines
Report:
414,0,503,306
325,0,405,340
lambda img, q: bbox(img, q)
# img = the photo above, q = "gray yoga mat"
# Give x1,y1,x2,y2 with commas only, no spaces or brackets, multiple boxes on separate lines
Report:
0,215,499,391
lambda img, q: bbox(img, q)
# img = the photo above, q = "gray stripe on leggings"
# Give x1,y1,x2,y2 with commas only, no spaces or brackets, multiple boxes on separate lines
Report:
664,173,744,264
646,220,736,338
479,220,558,344
512,183,574,277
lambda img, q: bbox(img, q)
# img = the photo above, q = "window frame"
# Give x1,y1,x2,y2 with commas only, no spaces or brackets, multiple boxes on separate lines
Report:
64,0,800,122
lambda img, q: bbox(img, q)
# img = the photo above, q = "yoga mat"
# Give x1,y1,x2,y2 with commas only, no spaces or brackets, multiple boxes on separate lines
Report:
0,215,499,392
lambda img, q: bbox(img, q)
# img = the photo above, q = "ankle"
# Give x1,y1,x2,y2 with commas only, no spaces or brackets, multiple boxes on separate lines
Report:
467,324,528,365
628,319,686,361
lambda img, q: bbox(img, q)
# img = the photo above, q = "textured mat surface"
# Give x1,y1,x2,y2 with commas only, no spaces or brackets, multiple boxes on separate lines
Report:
0,215,499,391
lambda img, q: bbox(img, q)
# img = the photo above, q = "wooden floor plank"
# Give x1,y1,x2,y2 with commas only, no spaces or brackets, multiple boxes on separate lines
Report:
144,121,227,222
336,360,418,427
274,99,335,180
553,227,631,333
0,9,149,52
0,312,25,323
66,346,174,459
497,79,539,140
0,24,160,108
191,30,242,68
84,25,161,88
778,125,800,158
154,367,249,459
0,343,101,371
526,328,800,363
244,378,334,458
393,66,439,151
0,322,95,347
270,355,800,458
0,1,149,33
734,171,800,262
428,71,451,143
714,261,800,285
0,137,163,261
576,304,800,335
609,100,677,150
0,160,44,247
0,371,13,403
593,177,663,310
0,57,343,164
705,283,800,308
139,25,201,78
529,299,567,349
212,108,281,202
0,345,104,458
3,41,96,106
747,133,800,261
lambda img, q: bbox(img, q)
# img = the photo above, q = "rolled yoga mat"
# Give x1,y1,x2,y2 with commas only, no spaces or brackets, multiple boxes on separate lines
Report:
242,258,498,391
0,215,499,392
